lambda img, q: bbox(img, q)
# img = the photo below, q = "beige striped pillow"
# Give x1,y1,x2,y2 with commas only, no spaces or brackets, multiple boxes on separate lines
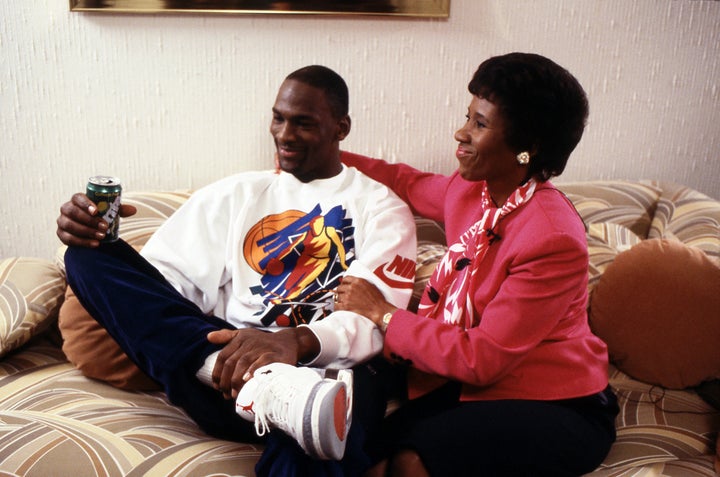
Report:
646,180,720,264
558,180,661,239
0,257,66,357
586,222,642,295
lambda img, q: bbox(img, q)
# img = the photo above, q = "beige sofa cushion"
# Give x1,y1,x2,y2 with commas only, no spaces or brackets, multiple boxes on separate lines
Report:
586,222,642,295
558,180,661,239
595,364,720,476
646,180,720,264
0,257,65,358
0,339,262,476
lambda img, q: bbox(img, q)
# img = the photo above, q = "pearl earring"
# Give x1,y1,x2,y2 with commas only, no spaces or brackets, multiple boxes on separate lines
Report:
516,152,530,165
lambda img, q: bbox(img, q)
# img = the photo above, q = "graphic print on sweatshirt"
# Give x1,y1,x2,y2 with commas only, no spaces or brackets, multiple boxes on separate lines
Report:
243,204,355,327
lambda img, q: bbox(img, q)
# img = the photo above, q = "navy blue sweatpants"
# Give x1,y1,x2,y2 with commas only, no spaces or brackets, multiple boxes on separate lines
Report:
65,240,389,477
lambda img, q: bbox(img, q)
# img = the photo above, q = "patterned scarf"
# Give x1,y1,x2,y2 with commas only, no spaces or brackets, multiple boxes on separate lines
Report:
418,179,537,330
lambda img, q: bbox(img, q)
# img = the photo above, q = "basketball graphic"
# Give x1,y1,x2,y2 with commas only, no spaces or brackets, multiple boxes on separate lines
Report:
245,204,356,328
244,210,307,274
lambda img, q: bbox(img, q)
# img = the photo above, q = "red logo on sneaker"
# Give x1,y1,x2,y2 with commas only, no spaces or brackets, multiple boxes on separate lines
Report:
373,255,415,289
240,401,255,415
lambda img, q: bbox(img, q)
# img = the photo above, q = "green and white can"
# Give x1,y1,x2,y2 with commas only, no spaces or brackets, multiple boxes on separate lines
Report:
86,176,122,243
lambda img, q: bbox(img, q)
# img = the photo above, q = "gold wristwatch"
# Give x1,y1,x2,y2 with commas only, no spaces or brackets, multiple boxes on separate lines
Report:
381,312,393,332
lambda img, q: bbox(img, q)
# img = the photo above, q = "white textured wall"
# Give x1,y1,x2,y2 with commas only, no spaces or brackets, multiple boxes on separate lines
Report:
2,0,719,260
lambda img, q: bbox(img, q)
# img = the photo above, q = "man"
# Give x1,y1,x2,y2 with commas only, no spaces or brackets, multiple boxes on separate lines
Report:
56,65,416,474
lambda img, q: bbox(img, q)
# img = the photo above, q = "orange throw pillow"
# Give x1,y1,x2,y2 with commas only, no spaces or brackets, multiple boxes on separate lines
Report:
589,239,720,389
59,286,159,390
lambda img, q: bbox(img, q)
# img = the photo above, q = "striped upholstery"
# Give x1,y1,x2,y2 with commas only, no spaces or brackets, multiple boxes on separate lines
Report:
2,182,719,476
558,180,661,238
412,216,449,311
585,223,643,295
0,258,65,358
645,181,720,265
410,241,447,312
120,190,193,247
54,190,194,273
0,336,262,476
558,181,660,296
590,364,720,476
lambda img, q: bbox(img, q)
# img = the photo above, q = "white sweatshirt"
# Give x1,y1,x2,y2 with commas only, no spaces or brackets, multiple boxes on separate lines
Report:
140,165,416,368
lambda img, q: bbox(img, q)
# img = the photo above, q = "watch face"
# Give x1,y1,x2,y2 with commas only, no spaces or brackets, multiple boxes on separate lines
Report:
382,312,392,330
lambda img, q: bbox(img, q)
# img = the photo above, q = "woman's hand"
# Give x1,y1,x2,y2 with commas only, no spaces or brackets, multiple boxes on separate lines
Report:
335,276,398,328
56,193,137,247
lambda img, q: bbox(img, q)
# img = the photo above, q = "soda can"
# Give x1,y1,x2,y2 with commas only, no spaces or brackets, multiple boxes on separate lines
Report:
86,176,122,242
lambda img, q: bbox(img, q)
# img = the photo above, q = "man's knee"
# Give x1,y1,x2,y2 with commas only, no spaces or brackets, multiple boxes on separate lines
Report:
63,246,102,285
63,244,94,265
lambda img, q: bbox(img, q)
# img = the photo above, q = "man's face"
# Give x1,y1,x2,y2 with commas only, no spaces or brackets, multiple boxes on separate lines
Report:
270,79,350,183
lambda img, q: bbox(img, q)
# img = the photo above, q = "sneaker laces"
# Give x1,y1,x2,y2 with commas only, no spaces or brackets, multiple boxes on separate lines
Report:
252,369,316,439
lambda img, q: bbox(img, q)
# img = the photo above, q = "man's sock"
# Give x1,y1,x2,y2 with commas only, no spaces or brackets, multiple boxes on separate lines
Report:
195,350,258,422
195,350,220,387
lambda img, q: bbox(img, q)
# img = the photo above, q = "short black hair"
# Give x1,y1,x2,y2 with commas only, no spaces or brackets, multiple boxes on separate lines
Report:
285,65,349,119
468,53,589,181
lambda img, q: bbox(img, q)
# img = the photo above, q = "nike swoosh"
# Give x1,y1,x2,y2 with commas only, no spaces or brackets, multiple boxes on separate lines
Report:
374,256,415,289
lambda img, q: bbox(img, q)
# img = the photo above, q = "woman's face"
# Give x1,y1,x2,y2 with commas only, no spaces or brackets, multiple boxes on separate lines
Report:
454,95,522,185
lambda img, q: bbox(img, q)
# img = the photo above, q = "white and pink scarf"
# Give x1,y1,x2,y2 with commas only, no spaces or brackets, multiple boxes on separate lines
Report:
418,179,537,330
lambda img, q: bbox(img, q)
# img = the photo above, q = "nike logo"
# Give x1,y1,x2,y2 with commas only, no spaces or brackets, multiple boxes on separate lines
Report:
374,255,415,289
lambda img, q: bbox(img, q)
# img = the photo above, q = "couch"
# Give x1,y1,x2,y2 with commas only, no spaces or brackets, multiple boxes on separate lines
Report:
1,180,719,476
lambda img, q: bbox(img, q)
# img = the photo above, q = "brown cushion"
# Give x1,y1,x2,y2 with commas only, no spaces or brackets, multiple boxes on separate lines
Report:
59,286,159,390
589,238,720,389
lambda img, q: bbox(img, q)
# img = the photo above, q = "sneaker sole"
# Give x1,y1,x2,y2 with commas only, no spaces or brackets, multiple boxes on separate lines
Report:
302,380,348,460
324,369,354,429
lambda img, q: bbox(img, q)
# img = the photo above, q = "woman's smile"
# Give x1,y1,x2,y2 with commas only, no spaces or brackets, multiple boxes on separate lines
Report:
455,144,474,161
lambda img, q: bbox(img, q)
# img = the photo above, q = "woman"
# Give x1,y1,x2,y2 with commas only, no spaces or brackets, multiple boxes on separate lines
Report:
336,53,618,477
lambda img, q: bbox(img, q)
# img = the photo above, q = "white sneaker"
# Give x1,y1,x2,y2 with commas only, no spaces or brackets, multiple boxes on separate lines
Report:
235,363,352,460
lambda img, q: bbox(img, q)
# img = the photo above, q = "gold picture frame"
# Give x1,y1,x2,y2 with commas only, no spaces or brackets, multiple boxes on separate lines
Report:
69,0,450,17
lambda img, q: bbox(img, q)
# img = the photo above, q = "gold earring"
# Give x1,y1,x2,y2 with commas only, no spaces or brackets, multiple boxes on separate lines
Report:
516,152,530,165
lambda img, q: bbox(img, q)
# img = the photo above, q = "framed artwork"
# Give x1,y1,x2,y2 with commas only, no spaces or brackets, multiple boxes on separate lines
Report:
69,0,450,17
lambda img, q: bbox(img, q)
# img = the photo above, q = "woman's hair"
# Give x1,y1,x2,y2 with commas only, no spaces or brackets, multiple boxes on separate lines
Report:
285,65,349,120
468,53,589,181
